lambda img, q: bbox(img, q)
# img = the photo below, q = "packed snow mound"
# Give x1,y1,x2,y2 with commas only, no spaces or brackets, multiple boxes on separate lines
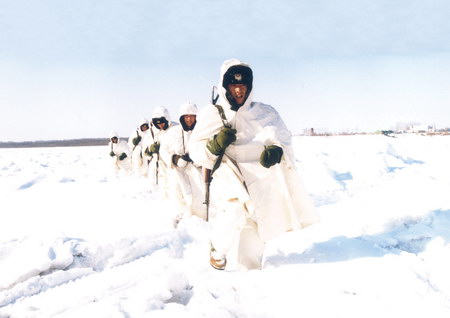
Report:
1,135,450,317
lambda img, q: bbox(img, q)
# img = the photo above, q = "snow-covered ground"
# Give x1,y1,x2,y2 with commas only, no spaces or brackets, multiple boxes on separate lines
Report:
1,134,450,318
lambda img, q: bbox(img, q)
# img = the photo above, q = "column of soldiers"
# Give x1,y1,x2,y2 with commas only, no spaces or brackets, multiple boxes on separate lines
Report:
108,59,319,271
108,102,203,219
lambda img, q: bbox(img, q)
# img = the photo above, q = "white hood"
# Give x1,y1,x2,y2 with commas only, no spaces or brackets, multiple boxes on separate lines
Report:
138,118,149,128
110,130,119,140
179,101,199,131
179,101,198,118
152,106,171,122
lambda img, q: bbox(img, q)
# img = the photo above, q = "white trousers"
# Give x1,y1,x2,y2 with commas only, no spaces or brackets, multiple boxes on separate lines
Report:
209,200,264,270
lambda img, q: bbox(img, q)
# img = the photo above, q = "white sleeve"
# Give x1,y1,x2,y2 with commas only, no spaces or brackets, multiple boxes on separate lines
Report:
188,104,225,170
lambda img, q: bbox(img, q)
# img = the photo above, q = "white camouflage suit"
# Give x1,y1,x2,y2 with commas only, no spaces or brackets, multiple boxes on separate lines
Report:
128,118,150,177
164,102,207,220
108,131,132,174
142,106,179,196
189,59,319,270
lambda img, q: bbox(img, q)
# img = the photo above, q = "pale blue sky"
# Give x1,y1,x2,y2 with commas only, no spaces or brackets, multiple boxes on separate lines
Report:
1,0,450,141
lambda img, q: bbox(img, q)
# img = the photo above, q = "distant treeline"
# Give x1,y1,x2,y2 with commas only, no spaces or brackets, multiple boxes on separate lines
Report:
0,138,111,148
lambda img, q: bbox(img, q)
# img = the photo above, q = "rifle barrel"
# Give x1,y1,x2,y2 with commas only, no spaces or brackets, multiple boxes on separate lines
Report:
203,168,212,222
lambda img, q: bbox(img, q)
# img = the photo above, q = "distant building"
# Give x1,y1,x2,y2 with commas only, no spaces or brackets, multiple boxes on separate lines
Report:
302,128,330,136
395,122,435,134
409,124,435,133
395,122,417,133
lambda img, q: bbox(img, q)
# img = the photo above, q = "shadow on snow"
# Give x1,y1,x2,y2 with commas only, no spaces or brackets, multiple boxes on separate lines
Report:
265,209,450,266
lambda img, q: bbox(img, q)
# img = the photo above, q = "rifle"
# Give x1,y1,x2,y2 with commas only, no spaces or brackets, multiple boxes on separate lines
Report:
131,129,145,165
132,129,140,152
204,86,229,221
203,168,212,222
149,123,159,185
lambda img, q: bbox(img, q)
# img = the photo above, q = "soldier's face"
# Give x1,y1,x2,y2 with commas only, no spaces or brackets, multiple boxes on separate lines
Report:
111,137,118,143
227,84,248,106
183,115,196,128
140,123,149,132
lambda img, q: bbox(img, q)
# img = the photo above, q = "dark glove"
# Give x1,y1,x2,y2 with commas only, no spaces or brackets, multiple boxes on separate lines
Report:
260,145,283,168
144,147,152,157
172,154,181,166
132,135,142,146
172,154,193,167
149,142,160,154
119,153,128,161
110,151,116,157
206,128,237,155
181,153,193,163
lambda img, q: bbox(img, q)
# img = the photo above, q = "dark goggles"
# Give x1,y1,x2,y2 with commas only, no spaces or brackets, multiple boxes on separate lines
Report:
153,117,166,124
152,117,169,129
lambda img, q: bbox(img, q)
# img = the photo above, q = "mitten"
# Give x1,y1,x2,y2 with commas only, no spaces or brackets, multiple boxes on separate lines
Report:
174,153,193,168
206,128,237,155
172,154,182,166
132,135,142,146
119,153,128,161
149,142,160,154
259,145,283,168
181,153,193,163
